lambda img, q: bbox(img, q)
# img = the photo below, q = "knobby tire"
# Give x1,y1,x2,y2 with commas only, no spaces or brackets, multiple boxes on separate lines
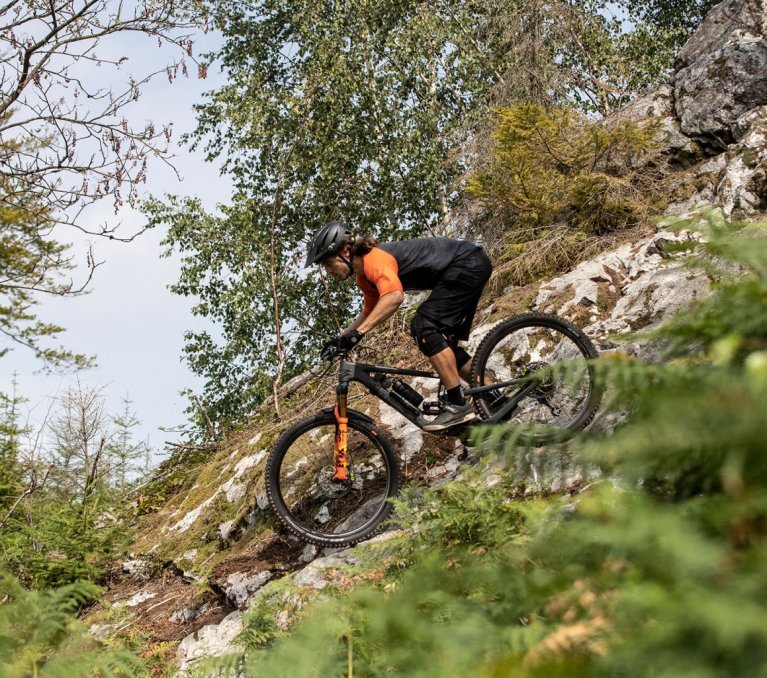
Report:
266,411,400,547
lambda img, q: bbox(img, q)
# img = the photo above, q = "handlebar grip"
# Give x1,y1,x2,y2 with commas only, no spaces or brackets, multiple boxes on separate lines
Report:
321,344,340,361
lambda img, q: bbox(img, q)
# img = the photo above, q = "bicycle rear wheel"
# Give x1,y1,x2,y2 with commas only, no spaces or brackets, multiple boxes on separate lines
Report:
266,411,400,547
470,313,601,444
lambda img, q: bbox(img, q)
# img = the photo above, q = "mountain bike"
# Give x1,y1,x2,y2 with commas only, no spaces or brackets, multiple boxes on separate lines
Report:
266,312,601,547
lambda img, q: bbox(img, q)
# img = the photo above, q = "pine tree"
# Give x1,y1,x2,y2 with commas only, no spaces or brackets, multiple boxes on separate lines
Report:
0,375,26,515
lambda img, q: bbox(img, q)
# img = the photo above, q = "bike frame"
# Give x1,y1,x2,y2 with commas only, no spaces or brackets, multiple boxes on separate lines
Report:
331,350,538,436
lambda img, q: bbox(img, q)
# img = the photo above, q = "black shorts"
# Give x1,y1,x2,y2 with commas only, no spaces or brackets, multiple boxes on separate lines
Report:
413,246,493,342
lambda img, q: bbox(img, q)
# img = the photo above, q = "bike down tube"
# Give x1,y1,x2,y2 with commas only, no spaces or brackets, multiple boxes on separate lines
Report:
339,357,426,428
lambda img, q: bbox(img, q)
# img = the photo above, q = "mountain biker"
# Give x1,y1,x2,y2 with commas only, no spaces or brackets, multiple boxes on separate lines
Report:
306,221,493,432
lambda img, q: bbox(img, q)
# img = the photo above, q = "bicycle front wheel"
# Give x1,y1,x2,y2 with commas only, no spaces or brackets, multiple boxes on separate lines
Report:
266,411,400,547
471,313,601,443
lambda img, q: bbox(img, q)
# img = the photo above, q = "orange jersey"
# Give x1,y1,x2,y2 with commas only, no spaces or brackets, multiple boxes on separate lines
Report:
356,247,404,316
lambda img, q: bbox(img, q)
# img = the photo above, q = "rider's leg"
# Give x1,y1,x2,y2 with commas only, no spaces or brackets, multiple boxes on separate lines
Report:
449,338,473,384
411,320,463,397
428,346,461,390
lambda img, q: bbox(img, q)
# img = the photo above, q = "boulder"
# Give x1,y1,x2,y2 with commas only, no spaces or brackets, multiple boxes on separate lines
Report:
224,570,273,608
612,85,703,164
177,611,243,674
674,0,767,145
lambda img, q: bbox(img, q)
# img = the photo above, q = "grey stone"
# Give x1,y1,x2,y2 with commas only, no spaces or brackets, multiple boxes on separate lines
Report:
299,544,319,563
674,0,767,143
177,611,243,674
378,400,423,464
612,84,701,161
169,603,209,625
293,553,359,590
536,230,709,340
124,590,156,608
225,570,273,608
121,558,151,579
217,520,236,543
676,0,766,69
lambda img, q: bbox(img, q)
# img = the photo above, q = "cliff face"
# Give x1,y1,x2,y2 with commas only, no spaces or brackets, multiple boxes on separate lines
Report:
621,0,767,218
90,1,767,671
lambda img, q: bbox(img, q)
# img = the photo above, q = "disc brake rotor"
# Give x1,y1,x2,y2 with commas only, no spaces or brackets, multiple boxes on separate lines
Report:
517,361,556,398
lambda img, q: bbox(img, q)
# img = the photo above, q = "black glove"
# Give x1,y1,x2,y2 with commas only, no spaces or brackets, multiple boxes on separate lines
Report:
321,330,365,359
338,329,365,351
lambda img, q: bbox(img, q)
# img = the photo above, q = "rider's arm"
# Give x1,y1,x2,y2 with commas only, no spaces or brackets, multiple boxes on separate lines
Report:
344,289,405,334
356,290,404,333
349,247,405,335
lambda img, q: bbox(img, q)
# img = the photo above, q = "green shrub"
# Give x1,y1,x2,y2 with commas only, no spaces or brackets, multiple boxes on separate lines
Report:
0,571,145,677
469,104,662,284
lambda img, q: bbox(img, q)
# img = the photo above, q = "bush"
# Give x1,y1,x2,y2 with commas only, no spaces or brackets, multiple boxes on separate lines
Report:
0,571,145,677
468,104,662,284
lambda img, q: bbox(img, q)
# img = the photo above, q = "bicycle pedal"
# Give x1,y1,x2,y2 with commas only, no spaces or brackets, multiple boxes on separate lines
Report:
422,400,442,415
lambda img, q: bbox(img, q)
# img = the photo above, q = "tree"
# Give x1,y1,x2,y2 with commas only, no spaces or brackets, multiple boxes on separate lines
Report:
0,375,27,514
0,381,135,587
0,0,206,367
148,0,476,428
47,382,115,510
108,395,149,491
152,0,717,432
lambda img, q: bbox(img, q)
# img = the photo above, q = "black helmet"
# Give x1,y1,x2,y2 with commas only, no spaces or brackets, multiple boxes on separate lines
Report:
305,221,354,266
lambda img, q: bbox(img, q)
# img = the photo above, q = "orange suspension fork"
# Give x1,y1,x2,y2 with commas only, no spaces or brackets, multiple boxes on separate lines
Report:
333,382,349,482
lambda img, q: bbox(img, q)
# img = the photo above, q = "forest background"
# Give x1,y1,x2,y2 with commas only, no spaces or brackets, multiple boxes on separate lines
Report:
5,0,763,675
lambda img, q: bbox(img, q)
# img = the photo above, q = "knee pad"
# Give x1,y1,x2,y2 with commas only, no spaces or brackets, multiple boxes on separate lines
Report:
453,346,471,369
410,314,450,358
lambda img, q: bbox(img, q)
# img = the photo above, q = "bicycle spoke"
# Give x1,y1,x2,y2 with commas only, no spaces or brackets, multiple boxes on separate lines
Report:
276,422,392,538
472,315,600,439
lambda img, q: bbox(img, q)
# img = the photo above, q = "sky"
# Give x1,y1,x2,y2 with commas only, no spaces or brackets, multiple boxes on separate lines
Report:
1,22,231,456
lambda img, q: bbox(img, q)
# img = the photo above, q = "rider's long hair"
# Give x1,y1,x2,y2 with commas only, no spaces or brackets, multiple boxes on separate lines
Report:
350,234,377,257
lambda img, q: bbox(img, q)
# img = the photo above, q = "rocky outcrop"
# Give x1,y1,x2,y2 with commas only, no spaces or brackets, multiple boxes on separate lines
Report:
675,0,767,145
621,0,767,218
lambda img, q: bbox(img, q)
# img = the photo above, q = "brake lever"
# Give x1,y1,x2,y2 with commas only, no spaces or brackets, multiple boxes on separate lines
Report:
320,344,339,361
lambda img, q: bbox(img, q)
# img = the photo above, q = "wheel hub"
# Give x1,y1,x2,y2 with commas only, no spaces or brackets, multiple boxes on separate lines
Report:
518,361,556,398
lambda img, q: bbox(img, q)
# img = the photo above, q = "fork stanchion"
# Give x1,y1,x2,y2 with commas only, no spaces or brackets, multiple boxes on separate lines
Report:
332,382,349,481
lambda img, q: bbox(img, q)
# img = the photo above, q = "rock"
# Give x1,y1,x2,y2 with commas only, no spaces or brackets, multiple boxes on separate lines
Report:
674,0,767,144
676,0,766,68
613,84,702,163
177,611,243,674
334,496,389,533
220,449,267,503
225,570,273,608
293,552,359,590
223,481,246,503
171,494,217,533
666,104,767,220
299,544,319,563
121,558,151,579
378,401,423,463
125,590,156,607
217,520,236,543
170,603,209,625
426,440,468,487
89,623,111,639
718,108,767,217
534,229,710,348
255,490,270,510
